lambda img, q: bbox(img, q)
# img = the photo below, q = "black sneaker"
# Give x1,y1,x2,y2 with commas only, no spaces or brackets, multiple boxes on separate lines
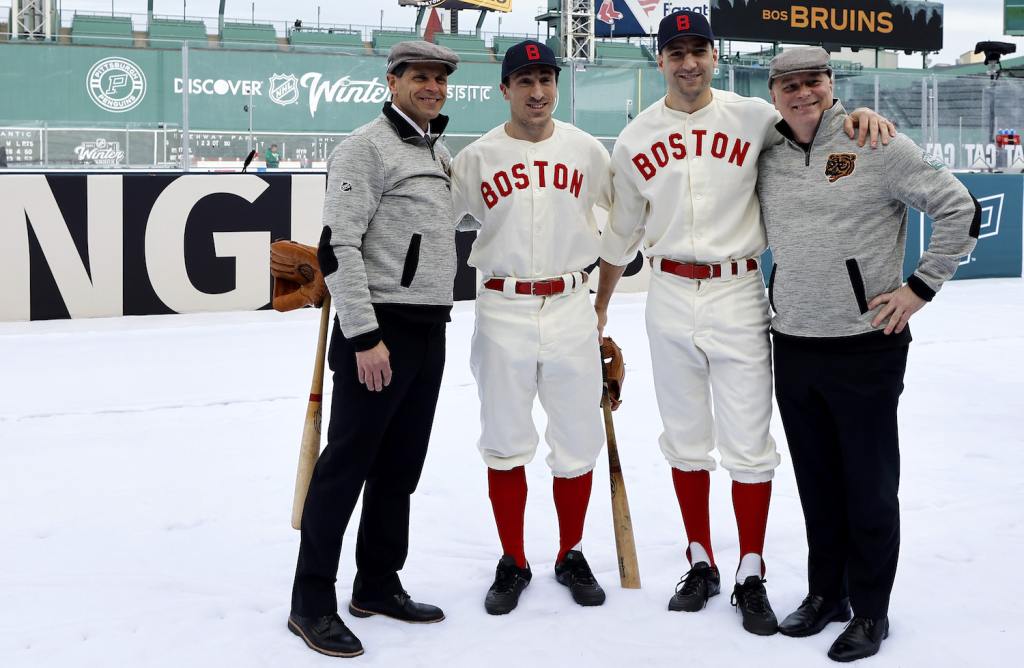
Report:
731,575,779,636
827,616,889,663
484,555,532,615
287,612,364,658
554,550,606,606
668,561,721,612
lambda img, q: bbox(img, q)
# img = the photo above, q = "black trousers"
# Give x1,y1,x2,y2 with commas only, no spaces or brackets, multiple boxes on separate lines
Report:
291,313,446,617
773,339,908,619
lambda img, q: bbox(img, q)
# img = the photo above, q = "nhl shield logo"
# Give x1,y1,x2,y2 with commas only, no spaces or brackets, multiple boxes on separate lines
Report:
269,74,299,106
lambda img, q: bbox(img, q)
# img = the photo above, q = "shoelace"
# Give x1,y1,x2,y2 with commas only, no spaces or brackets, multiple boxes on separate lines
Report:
313,613,345,636
731,578,771,614
493,564,525,593
841,617,874,634
564,555,597,586
675,565,710,595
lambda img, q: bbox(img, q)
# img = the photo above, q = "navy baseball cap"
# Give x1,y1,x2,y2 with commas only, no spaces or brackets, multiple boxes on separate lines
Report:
657,11,715,52
501,40,561,81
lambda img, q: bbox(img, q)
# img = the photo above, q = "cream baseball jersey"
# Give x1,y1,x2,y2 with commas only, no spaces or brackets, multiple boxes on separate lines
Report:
452,119,613,279
600,89,780,266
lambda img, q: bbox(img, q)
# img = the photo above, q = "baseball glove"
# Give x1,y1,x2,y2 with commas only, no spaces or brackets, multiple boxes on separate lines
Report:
270,240,327,312
600,336,625,411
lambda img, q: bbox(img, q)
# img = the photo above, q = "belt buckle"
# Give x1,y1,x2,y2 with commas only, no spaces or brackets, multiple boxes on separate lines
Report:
531,279,550,296
693,263,713,280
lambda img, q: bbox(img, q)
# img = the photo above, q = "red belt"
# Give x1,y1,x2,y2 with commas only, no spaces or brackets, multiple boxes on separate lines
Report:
657,257,758,280
483,273,587,296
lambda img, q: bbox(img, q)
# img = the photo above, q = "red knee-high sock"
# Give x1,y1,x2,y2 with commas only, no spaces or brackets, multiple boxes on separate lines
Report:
671,468,715,566
488,466,528,568
732,480,772,573
553,471,594,564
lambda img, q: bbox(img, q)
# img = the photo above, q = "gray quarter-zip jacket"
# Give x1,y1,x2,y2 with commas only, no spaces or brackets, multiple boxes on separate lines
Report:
757,100,980,341
318,102,457,349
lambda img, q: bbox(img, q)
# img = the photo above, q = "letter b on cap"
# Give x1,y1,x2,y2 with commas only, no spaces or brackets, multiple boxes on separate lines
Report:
526,44,540,60
676,14,690,31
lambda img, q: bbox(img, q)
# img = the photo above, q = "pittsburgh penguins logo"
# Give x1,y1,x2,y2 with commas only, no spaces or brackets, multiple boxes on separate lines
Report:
825,153,857,183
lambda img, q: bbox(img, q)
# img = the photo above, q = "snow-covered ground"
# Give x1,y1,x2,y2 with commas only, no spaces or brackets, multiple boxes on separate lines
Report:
2,278,1022,667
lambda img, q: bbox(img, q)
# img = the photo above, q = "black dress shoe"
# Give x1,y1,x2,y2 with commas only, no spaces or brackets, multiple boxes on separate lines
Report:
349,590,445,624
485,554,533,615
288,612,364,658
554,550,606,606
828,616,889,662
668,561,721,612
779,594,853,637
731,576,779,636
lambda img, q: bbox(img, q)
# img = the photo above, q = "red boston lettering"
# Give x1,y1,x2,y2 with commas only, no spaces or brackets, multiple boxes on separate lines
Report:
511,163,529,189
676,14,690,31
632,153,656,181
526,44,541,60
632,129,754,180
481,181,498,209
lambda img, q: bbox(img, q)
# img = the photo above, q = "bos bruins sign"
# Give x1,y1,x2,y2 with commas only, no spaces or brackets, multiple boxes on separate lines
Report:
710,0,943,52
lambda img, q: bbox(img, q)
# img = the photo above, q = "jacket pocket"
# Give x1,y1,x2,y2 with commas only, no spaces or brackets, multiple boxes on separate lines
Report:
400,233,422,288
845,259,869,314
767,264,778,313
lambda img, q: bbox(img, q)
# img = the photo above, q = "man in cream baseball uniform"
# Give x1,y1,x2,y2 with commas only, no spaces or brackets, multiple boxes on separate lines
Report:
451,40,612,615
594,12,895,636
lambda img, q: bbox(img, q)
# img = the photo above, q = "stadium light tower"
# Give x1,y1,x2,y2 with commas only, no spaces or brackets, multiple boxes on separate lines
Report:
11,0,54,40
562,0,595,62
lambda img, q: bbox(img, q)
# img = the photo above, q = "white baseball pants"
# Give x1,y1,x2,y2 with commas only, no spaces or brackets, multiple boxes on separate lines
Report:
645,266,779,483
471,286,605,478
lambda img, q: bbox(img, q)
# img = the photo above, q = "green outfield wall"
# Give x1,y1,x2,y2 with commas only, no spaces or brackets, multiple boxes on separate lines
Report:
3,41,1024,170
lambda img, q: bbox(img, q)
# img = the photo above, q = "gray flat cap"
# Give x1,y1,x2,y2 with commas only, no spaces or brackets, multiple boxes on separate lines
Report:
386,40,459,74
768,46,832,85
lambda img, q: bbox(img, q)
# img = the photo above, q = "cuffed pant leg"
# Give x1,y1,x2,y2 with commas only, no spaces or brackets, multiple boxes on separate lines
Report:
702,273,778,482
646,272,716,472
471,292,541,470
536,290,604,478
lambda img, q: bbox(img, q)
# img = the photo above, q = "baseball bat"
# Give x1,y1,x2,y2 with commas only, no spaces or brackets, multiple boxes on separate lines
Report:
602,388,641,588
291,294,332,530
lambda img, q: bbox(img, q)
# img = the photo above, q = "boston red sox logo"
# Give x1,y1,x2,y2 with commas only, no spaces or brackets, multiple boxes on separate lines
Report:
526,43,541,61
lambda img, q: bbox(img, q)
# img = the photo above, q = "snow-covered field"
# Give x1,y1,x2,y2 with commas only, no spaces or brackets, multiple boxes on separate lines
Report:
2,279,1022,667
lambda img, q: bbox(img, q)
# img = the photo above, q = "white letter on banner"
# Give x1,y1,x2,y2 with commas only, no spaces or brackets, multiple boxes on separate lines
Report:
145,175,270,313
290,174,327,245
0,175,123,321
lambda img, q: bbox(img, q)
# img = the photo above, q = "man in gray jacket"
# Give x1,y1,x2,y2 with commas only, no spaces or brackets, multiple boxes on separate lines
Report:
288,41,459,658
757,47,980,663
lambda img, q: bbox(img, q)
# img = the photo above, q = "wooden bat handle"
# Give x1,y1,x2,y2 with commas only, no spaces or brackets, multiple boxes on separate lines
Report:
291,294,331,530
603,388,641,589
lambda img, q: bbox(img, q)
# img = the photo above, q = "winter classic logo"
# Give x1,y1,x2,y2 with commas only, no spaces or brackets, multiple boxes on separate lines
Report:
87,57,147,113
73,138,126,165
269,74,299,106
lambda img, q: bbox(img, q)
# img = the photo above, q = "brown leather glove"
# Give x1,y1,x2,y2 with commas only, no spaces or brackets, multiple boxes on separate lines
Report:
270,240,327,312
600,336,625,411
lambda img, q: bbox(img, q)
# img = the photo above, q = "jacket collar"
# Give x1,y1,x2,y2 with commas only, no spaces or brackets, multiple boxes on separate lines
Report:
383,101,450,141
775,99,846,146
